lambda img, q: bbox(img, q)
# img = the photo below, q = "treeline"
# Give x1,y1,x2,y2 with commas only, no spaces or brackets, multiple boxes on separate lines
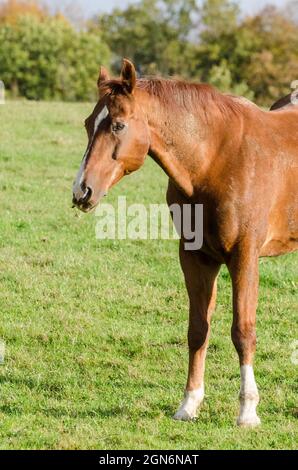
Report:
0,0,110,100
0,0,297,104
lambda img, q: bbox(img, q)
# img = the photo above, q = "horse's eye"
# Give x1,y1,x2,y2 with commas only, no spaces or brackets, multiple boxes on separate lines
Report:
112,122,126,133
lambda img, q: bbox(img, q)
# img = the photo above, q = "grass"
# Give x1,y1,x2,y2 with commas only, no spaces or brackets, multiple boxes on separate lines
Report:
0,100,297,450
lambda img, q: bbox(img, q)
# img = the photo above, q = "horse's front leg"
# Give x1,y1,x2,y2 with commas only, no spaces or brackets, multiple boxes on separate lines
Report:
174,243,220,421
228,244,261,427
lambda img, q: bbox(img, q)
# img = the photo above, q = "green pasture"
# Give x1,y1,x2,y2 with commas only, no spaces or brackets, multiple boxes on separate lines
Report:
0,101,297,449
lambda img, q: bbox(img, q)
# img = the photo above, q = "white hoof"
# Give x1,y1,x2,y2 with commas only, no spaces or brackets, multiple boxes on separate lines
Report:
173,408,196,421
237,395,261,428
237,413,261,427
173,388,204,421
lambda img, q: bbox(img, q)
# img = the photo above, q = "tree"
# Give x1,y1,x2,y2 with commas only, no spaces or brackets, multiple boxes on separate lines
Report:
199,0,240,40
195,0,255,97
0,14,111,100
93,0,199,77
240,7,298,105
195,1,298,104
208,60,254,99
0,0,48,23
94,0,254,97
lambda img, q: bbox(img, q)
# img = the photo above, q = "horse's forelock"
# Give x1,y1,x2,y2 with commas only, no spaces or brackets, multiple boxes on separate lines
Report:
99,79,128,98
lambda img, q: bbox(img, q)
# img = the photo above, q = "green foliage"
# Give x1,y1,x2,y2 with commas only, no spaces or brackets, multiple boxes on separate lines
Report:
198,4,298,105
240,7,298,105
200,0,240,40
208,60,254,100
0,15,111,101
96,0,199,76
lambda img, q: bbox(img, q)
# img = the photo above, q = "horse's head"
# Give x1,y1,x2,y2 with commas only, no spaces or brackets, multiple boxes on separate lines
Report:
73,59,150,212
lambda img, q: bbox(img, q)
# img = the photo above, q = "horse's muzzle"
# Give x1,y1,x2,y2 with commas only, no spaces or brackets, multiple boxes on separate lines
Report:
72,185,93,212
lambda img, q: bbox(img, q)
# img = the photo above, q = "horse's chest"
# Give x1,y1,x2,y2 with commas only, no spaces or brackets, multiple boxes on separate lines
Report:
167,181,244,257
202,200,240,255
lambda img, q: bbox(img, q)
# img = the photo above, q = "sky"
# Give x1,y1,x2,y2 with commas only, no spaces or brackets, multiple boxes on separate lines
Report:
45,0,288,19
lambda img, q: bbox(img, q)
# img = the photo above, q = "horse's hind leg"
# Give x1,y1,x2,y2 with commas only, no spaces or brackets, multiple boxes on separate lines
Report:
228,245,261,427
174,243,220,421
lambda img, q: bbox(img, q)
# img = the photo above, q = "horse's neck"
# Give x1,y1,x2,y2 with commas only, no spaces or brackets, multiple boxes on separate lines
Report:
147,113,195,197
143,94,226,198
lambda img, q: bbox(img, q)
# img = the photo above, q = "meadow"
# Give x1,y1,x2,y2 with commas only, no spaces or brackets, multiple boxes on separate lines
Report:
0,101,297,450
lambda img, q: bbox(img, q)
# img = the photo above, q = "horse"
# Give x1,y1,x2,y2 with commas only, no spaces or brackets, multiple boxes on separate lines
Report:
72,59,298,427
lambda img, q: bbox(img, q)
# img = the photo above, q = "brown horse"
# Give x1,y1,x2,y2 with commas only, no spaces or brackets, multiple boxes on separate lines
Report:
73,59,298,427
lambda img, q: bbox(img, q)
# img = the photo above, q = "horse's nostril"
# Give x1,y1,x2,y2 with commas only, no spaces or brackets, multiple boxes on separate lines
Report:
73,184,93,207
80,186,92,204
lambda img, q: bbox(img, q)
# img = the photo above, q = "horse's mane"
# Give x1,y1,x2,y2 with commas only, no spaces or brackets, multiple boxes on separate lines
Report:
137,77,242,117
99,76,242,118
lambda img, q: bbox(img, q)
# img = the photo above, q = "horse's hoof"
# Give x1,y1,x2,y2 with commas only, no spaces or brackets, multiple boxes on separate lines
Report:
173,388,203,421
173,408,197,421
237,414,261,427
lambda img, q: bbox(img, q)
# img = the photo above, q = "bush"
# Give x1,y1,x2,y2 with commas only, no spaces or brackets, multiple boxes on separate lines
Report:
0,15,111,101
208,60,254,101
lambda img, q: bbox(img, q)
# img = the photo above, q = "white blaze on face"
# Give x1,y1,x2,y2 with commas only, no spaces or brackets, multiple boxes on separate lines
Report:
73,105,109,199
93,105,109,135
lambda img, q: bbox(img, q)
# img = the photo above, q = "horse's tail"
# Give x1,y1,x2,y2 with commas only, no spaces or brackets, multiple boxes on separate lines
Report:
270,90,298,111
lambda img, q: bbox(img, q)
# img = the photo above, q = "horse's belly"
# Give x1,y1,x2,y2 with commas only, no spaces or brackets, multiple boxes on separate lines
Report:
260,162,298,257
260,237,298,257
261,195,298,257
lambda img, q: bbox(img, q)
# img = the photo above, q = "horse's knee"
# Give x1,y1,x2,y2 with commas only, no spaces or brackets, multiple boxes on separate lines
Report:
188,320,209,351
231,321,256,357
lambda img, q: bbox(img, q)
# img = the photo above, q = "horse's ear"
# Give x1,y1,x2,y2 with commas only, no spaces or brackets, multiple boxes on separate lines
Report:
120,58,136,94
97,66,110,87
